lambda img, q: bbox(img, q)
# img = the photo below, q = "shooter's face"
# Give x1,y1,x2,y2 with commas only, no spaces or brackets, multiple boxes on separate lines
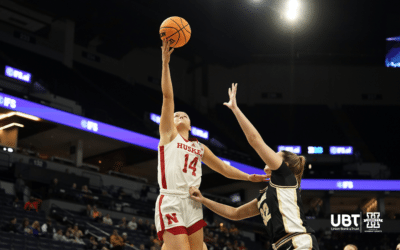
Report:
174,112,191,131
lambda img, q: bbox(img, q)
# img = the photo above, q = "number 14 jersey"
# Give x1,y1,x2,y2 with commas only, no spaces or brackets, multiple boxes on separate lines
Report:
158,134,204,193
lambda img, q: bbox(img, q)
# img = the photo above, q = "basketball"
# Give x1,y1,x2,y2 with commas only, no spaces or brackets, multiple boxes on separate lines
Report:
159,16,191,48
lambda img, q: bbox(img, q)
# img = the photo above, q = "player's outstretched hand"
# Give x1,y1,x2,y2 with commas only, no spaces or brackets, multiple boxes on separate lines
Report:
161,39,174,64
189,186,204,203
223,83,238,111
248,173,270,182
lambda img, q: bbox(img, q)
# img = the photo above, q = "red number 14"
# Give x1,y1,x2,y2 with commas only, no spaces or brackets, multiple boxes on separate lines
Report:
183,154,198,176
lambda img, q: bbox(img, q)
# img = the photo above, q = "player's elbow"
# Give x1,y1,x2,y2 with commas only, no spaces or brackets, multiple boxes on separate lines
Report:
248,135,262,147
230,208,240,221
163,93,173,100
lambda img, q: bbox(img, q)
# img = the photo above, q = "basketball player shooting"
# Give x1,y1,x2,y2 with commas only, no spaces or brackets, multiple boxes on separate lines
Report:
156,41,269,250
189,83,320,250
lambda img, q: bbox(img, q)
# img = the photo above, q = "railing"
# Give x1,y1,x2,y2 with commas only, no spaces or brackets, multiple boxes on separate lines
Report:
81,163,100,172
86,222,139,250
108,171,148,183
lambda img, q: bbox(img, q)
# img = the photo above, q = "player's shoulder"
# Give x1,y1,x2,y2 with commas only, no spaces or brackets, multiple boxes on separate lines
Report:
270,162,297,187
159,132,180,147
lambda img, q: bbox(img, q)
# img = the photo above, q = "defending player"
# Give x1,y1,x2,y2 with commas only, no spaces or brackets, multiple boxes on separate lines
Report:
189,83,319,250
156,41,269,250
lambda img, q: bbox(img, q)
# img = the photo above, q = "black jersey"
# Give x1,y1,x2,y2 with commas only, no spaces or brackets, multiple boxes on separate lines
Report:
257,162,314,243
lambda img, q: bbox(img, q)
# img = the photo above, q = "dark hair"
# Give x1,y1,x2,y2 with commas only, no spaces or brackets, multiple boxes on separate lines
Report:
22,218,29,227
260,150,306,193
281,150,306,187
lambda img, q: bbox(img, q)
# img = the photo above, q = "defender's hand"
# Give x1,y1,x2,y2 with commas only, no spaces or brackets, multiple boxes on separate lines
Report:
223,83,239,111
248,174,270,182
189,186,204,203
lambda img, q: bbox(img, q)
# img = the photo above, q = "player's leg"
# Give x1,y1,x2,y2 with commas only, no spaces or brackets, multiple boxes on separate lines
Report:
187,228,204,250
186,197,208,250
161,239,207,250
163,231,191,250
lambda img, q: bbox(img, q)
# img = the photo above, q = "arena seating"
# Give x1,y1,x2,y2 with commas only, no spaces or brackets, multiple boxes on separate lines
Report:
215,103,349,147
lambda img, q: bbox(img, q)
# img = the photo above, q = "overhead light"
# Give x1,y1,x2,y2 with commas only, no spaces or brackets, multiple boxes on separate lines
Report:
0,112,40,121
286,0,300,21
0,123,24,130
7,148,13,153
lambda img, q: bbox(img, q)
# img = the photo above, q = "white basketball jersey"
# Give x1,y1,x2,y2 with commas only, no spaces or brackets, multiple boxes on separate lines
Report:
158,134,204,193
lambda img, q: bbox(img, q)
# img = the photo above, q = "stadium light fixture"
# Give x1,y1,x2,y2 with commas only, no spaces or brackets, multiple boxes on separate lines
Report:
286,0,299,21
0,123,24,130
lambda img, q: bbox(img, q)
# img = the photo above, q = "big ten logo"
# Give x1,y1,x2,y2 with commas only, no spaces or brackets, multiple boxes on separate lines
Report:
165,213,179,225
331,214,360,227
0,96,17,109
160,32,166,38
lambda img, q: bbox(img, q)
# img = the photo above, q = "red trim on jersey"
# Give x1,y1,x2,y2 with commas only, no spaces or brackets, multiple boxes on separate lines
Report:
180,134,189,142
157,226,188,241
168,226,188,236
160,146,167,189
180,133,198,143
187,219,207,235
157,195,165,241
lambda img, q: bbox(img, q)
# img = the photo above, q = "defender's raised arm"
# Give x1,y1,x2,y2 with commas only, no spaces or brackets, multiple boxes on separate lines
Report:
224,83,282,170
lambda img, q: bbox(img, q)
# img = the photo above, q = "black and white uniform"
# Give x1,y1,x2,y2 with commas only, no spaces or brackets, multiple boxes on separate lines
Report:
257,162,319,250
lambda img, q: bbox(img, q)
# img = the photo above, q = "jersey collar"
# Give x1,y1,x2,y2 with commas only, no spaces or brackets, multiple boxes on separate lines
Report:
180,134,198,143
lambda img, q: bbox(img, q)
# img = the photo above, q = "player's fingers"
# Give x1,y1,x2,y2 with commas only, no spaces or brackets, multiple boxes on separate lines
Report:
228,88,231,96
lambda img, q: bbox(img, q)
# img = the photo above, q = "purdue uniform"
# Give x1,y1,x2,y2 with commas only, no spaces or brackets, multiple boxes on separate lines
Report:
257,162,319,250
155,134,207,241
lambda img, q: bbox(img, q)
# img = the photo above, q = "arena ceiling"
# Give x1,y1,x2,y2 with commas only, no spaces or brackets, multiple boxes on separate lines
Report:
19,0,398,66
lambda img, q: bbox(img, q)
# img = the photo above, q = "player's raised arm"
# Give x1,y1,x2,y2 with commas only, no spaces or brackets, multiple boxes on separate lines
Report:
189,187,260,221
202,144,269,182
223,83,282,170
159,40,177,144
